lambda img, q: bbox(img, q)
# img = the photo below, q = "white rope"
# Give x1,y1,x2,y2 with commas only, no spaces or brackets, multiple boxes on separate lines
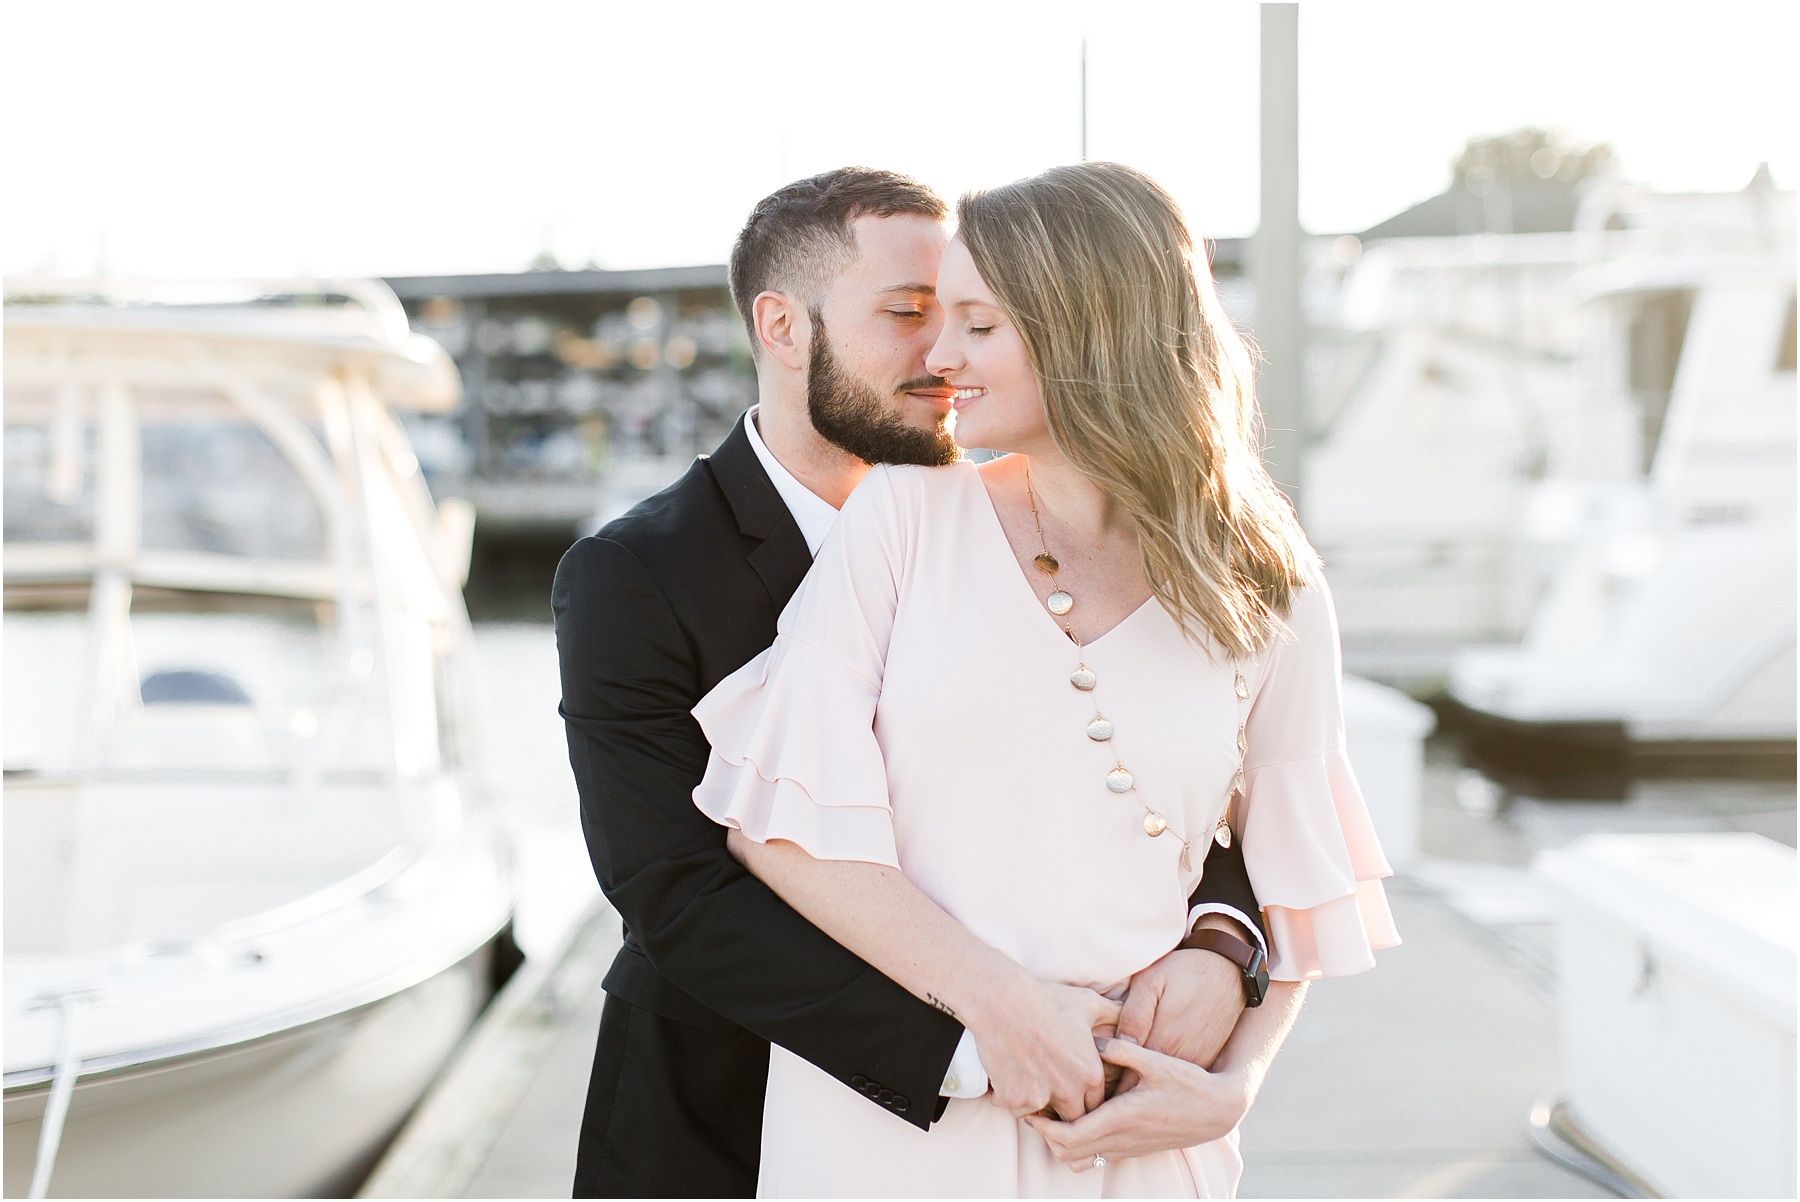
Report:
28,989,98,1200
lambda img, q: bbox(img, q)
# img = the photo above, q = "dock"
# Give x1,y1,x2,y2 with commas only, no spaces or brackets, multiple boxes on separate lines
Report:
360,904,619,1198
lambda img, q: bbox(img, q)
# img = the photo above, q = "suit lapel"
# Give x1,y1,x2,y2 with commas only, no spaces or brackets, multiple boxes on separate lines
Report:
745,526,812,611
704,415,815,611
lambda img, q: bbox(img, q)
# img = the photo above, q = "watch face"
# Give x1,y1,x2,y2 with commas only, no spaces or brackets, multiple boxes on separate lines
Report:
1245,947,1269,1007
1248,965,1270,1007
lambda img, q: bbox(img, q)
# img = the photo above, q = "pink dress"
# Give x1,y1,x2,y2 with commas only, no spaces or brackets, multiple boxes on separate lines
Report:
693,463,1398,1198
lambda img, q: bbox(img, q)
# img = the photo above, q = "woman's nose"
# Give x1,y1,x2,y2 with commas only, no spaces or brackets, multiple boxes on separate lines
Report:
926,332,961,379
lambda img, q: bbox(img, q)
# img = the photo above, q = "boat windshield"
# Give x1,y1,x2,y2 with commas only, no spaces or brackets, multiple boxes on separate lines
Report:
6,387,328,559
143,389,329,560
3,418,97,545
5,586,393,778
3,379,424,779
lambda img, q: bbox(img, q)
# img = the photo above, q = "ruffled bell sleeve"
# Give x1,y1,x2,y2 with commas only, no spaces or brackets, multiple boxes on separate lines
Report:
692,467,907,870
1240,561,1402,980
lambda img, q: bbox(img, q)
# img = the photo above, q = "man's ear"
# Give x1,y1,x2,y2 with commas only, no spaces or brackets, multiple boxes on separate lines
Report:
752,291,810,372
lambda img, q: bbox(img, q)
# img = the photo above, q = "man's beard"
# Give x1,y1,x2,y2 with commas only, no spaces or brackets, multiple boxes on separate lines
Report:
807,314,960,467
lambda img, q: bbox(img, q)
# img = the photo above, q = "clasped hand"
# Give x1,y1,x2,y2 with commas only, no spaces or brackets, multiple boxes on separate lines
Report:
972,977,1120,1121
974,946,1251,1156
1025,1033,1252,1169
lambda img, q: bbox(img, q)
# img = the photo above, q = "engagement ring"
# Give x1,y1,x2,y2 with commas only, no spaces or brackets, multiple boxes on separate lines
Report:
1092,1155,1106,1170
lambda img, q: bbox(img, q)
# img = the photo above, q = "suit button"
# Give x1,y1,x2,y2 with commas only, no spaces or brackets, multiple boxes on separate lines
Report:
893,1095,909,1113
851,1076,868,1090
878,1088,893,1103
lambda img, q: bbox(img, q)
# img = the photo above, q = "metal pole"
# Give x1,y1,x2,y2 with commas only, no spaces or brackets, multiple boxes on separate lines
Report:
461,298,492,477
1253,2,1303,505
1079,39,1089,162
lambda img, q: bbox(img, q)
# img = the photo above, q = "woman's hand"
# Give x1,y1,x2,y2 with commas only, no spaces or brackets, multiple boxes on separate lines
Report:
969,975,1121,1122
1024,1036,1251,1167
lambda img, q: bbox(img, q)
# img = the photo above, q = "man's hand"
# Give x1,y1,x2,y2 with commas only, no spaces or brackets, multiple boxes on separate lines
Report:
1025,1036,1252,1167
970,977,1120,1122
1116,918,1248,1075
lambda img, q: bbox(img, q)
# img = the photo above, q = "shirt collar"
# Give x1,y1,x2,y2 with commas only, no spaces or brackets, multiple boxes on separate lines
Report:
744,405,839,557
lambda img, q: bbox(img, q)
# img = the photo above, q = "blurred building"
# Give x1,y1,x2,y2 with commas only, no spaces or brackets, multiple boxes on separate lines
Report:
383,266,754,534
386,246,1252,542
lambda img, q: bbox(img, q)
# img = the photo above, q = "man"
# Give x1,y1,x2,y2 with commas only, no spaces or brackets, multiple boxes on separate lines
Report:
554,168,1270,1198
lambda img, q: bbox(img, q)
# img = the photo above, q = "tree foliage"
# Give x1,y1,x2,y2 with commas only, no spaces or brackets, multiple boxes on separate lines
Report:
1453,128,1616,191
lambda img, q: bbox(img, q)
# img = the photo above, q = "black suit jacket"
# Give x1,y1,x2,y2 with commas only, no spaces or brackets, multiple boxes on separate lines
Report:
553,416,1265,1196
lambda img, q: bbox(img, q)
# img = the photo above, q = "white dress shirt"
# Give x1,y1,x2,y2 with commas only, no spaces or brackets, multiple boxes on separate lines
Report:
744,406,838,555
741,407,1262,1100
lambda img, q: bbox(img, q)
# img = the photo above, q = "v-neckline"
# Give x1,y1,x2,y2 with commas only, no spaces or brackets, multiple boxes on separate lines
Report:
966,463,1158,650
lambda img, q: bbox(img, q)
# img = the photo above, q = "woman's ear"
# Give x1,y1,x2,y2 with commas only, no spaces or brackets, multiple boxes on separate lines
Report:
752,291,810,372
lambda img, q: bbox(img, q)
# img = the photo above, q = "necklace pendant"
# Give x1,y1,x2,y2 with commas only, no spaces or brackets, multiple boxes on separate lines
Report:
1234,671,1249,700
1069,666,1097,691
1105,767,1133,793
1085,716,1114,742
1179,841,1193,873
1143,811,1169,838
1046,590,1074,617
1033,552,1060,574
1213,817,1232,850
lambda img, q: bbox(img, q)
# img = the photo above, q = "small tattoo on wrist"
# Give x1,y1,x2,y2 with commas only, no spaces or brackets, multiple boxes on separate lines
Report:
927,994,957,1019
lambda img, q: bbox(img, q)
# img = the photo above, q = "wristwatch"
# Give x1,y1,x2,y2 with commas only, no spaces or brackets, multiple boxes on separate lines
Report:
1182,927,1269,1008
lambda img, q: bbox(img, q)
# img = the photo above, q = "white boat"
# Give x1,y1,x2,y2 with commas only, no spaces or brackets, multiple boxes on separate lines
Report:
1302,228,1592,680
1446,178,1796,794
3,280,513,1197
1304,170,1795,696
1536,832,1795,1197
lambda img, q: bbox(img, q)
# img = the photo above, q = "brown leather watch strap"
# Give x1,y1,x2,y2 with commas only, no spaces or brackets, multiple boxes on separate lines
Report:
1182,925,1269,1007
1182,926,1257,972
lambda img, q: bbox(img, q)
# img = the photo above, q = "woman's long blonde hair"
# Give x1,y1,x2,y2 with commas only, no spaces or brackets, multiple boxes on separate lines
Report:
958,162,1311,657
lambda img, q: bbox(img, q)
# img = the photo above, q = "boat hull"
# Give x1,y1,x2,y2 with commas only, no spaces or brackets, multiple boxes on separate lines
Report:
3,946,490,1199
1440,696,1798,799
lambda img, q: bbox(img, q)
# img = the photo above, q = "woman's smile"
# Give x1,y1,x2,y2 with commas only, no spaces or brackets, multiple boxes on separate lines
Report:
952,386,988,410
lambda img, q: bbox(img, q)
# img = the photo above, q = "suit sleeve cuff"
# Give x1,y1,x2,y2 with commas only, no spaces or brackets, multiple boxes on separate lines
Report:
939,1028,988,1098
1188,903,1269,960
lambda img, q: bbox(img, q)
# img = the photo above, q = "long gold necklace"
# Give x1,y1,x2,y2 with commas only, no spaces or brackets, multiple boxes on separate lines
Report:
1024,463,1247,872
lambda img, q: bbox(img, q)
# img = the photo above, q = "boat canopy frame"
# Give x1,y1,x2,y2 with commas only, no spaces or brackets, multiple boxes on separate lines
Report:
4,293,480,785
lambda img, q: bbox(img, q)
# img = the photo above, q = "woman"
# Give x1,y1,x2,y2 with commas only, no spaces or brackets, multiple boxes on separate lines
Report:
691,163,1397,1197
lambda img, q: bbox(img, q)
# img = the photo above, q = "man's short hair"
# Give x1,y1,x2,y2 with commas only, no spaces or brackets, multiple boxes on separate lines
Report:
728,167,947,348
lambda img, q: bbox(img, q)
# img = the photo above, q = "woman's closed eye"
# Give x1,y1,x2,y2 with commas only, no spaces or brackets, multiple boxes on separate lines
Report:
967,324,994,337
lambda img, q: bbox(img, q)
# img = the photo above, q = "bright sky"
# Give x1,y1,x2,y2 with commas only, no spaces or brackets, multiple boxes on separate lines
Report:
5,0,1794,279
